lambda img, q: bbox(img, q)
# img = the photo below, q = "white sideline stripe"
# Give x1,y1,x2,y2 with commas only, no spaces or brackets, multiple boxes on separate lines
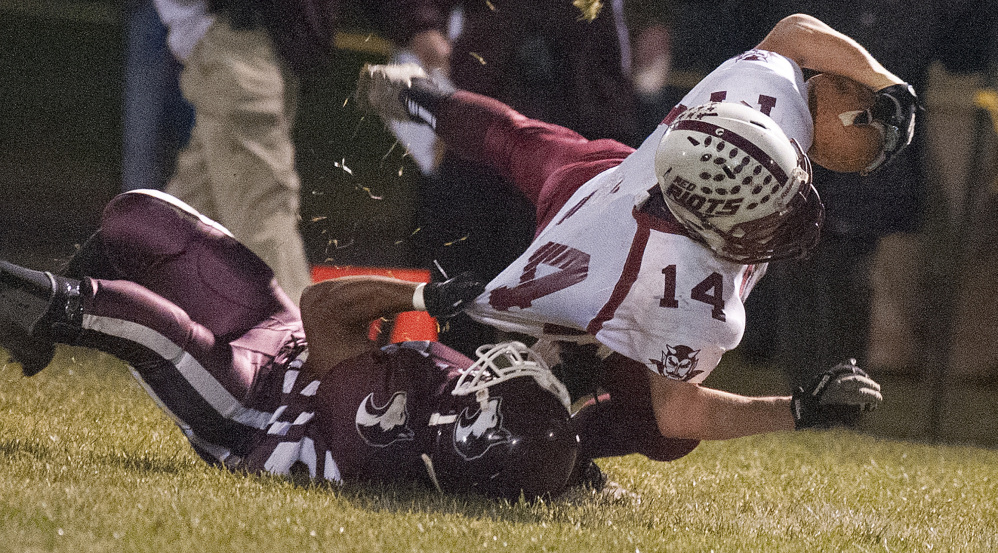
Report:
300,437,317,478
301,380,320,396
269,405,288,425
268,422,292,436
283,370,299,394
264,442,300,474
84,314,272,429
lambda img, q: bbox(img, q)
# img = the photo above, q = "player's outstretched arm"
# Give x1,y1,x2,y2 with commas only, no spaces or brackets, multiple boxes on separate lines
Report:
755,14,918,174
755,14,901,91
300,274,483,367
647,359,882,440
649,376,795,440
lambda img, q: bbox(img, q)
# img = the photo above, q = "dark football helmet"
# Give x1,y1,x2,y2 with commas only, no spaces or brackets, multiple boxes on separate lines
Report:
423,341,579,500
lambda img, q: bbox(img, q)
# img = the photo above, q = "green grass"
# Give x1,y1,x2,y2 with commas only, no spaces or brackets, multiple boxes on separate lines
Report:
2,347,998,552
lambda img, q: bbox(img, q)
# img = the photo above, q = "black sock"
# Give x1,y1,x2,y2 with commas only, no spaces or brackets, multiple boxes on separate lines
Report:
0,260,54,297
0,260,82,337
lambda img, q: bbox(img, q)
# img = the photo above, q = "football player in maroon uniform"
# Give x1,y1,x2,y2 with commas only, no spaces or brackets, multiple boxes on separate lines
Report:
0,189,578,500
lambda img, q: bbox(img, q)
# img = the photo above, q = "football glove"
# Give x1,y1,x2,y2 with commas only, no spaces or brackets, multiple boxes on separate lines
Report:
421,272,485,319
861,83,919,175
791,359,883,430
355,63,453,127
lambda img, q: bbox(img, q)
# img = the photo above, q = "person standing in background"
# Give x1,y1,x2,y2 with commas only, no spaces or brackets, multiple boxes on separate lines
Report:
151,0,340,304
122,0,194,193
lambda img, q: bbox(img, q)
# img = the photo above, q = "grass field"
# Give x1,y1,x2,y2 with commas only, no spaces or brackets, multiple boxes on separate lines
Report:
2,347,997,552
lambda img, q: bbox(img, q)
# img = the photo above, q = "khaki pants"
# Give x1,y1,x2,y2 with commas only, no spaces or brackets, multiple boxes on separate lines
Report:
166,16,311,304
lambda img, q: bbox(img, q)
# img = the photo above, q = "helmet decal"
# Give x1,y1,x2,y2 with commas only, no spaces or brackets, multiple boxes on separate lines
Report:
453,397,513,460
355,392,416,447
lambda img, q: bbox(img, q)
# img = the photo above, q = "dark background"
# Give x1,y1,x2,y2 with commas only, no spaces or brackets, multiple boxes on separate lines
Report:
0,4,416,272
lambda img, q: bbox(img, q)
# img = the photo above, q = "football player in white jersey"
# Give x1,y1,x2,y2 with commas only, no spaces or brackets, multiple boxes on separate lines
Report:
356,14,912,468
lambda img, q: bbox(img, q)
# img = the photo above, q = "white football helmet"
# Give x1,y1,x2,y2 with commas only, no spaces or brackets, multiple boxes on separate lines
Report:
655,102,823,264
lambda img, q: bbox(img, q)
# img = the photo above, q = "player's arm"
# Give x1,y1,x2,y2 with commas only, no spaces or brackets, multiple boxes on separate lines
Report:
754,13,901,90
755,14,918,174
300,274,483,368
647,359,883,440
649,376,793,439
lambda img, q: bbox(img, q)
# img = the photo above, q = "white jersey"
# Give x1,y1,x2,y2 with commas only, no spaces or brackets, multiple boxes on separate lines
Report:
679,49,812,150
466,50,809,383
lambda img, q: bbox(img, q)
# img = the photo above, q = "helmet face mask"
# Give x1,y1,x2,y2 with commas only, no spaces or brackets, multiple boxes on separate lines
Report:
655,102,824,264
426,342,578,500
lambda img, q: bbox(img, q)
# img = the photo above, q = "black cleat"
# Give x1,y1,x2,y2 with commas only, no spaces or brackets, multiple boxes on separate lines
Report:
0,260,82,376
565,457,608,492
0,318,55,377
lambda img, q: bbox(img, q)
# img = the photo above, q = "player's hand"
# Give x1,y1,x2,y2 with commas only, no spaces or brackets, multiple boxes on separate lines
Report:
791,359,882,429
422,272,485,319
862,83,919,175
354,63,428,122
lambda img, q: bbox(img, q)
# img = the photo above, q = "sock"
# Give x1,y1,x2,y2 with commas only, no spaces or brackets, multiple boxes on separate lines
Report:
0,260,58,332
0,260,82,337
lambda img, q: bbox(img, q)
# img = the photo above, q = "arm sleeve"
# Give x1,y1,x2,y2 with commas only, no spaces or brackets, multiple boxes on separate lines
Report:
434,90,630,205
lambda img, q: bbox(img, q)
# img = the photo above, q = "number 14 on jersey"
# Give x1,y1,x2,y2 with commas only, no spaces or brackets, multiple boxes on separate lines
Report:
661,265,726,321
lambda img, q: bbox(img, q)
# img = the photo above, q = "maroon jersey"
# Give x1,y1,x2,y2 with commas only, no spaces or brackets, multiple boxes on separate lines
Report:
241,341,473,484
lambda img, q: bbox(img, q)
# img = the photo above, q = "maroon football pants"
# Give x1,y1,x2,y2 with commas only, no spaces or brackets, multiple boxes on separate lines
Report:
572,353,700,463
70,190,305,462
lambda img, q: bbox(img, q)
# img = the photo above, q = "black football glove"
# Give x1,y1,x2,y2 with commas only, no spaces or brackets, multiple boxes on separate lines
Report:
791,359,883,430
862,83,919,176
422,272,485,319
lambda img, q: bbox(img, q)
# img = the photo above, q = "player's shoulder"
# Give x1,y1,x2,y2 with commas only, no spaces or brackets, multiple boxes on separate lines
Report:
726,49,801,75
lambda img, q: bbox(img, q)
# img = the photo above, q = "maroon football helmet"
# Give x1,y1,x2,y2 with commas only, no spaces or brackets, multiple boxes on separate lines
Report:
423,342,579,500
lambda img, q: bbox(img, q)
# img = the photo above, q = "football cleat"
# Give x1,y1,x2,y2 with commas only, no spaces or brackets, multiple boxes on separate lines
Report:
0,260,82,376
564,457,608,492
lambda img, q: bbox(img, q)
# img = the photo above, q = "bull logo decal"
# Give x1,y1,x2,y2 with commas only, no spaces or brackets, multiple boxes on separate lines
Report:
453,397,512,460
355,392,415,447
